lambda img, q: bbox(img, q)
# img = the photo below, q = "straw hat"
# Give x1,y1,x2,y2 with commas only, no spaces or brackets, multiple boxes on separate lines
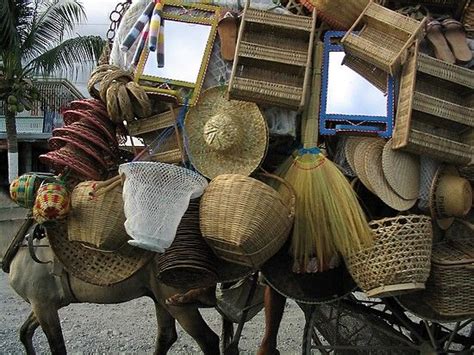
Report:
429,165,472,230
184,86,268,179
364,139,417,211
418,156,439,211
353,138,378,193
382,139,420,200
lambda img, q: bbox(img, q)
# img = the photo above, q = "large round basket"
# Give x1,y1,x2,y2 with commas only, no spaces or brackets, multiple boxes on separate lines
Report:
68,179,129,251
45,221,154,286
156,198,218,289
345,215,433,298
200,173,295,269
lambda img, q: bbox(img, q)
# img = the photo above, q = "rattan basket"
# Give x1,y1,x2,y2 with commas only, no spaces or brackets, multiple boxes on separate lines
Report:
345,215,433,298
341,2,426,75
200,173,295,268
423,238,474,317
67,178,129,251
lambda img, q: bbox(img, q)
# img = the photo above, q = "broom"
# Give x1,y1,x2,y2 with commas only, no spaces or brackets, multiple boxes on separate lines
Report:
282,41,373,271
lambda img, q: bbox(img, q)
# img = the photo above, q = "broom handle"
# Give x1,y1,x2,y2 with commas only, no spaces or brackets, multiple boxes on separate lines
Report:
93,175,121,190
302,41,324,149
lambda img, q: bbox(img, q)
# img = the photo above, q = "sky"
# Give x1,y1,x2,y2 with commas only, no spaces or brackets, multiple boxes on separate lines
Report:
70,0,122,95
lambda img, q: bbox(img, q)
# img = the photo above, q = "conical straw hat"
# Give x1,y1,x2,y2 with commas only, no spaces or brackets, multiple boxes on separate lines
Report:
382,139,420,200
184,86,268,179
364,139,417,211
429,165,472,230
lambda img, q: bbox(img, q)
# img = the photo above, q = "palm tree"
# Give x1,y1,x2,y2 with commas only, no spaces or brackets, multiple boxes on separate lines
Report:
0,0,105,182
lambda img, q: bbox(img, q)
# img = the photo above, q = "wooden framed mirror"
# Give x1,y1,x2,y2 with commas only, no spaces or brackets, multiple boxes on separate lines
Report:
319,31,395,138
134,1,220,106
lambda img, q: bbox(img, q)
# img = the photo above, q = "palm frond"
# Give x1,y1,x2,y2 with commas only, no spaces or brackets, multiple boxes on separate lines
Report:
22,0,87,60
25,35,105,76
0,0,34,51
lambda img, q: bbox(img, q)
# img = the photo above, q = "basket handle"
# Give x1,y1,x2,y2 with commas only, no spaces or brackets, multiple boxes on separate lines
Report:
259,170,296,220
90,175,122,197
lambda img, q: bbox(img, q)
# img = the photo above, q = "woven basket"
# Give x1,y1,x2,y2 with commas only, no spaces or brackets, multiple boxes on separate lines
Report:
345,215,433,298
33,181,71,224
341,2,426,75
46,221,154,286
462,0,474,38
423,238,474,317
68,178,129,252
200,173,295,269
10,173,54,209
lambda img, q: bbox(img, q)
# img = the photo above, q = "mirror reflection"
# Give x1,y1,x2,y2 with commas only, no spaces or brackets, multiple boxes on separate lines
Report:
141,20,212,84
326,51,387,116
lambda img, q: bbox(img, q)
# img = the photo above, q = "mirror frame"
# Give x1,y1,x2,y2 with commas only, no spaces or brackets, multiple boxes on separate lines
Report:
134,0,220,106
320,31,395,138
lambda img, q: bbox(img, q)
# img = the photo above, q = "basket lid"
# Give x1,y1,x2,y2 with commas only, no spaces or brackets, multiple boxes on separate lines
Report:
432,238,474,266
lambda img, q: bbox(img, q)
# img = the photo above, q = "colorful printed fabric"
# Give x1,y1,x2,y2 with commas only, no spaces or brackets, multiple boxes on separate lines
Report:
120,1,155,52
148,0,163,51
132,22,150,67
157,18,165,68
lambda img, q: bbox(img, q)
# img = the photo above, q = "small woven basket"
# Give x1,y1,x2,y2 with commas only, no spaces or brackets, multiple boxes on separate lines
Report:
10,173,54,209
423,238,474,317
68,177,129,252
345,215,433,298
200,173,295,269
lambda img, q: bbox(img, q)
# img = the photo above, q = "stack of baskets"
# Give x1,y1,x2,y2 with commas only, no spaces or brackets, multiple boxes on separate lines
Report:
157,198,218,289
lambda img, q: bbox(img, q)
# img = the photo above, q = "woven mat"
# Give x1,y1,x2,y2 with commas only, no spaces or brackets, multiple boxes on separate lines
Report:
45,221,154,286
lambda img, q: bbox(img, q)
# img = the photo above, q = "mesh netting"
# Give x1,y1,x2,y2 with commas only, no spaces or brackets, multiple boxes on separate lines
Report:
119,162,208,252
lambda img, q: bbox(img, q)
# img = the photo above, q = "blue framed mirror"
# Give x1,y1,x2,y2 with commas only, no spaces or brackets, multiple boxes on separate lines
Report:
319,31,395,138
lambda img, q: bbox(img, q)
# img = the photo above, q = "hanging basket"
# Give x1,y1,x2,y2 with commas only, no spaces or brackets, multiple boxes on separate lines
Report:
200,173,295,268
67,177,129,252
10,173,54,209
345,215,433,297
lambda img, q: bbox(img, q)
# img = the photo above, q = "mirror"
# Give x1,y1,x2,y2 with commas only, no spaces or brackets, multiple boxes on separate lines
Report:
320,31,395,138
135,2,219,106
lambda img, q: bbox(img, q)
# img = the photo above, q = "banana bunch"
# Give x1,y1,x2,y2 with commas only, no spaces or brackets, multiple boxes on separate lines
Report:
88,65,152,124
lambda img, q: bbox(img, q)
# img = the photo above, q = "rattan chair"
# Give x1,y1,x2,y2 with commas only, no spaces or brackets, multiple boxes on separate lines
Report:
228,0,316,111
392,44,474,166
341,1,426,75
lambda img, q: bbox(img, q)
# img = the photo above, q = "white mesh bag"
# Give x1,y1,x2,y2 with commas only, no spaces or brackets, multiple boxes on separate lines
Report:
119,162,208,252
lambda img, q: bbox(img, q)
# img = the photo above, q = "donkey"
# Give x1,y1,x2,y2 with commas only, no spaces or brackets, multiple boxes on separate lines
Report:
6,225,220,355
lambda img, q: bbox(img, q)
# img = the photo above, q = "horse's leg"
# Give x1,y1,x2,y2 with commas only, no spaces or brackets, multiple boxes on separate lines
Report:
221,315,234,354
31,303,66,355
257,285,286,355
166,305,219,355
154,302,178,355
20,311,40,355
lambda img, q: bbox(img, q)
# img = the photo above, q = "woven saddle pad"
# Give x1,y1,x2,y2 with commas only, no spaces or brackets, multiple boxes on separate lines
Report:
45,221,154,286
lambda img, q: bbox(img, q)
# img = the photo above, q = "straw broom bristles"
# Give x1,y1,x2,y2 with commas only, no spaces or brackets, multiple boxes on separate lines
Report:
281,42,373,271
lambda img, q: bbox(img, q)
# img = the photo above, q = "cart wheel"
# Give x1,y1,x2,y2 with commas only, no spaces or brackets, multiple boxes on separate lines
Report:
300,294,419,354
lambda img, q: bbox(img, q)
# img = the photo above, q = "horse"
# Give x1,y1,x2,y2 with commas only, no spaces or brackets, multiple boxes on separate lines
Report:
4,223,220,355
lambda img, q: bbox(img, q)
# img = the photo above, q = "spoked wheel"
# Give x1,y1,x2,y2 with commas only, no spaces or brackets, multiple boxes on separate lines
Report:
300,292,473,354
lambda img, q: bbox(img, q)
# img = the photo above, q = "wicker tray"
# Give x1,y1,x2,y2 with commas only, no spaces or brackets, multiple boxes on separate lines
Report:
392,44,474,166
423,238,474,317
228,1,316,111
341,2,426,75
